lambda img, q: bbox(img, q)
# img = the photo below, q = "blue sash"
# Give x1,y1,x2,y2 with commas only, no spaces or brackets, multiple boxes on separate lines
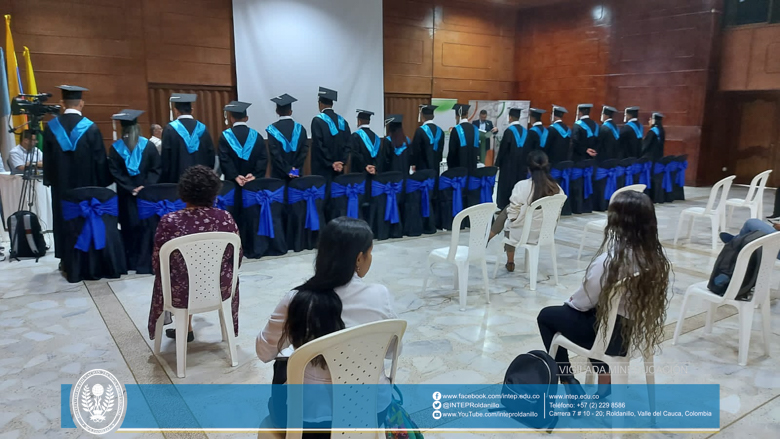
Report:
531,125,549,147
214,189,235,210
676,161,688,187
624,163,642,186
371,181,403,224
331,182,366,219
639,162,653,188
468,175,496,204
243,187,285,238
549,123,570,139
288,185,326,231
318,113,346,136
390,137,411,156
223,128,257,160
405,178,435,218
603,121,619,140
61,197,119,252
550,168,571,196
170,120,206,154
48,117,94,152
508,125,527,148
570,167,594,199
595,166,626,201
421,125,442,151
454,124,479,148
627,121,643,139
575,120,598,138
651,126,661,137
654,162,677,193
112,137,148,177
137,199,185,220
357,129,381,158
267,123,302,154
439,175,467,216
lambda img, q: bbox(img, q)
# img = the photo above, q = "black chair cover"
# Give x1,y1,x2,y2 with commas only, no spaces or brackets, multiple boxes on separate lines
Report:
551,161,575,216
135,183,182,274
61,187,126,283
242,178,287,259
570,160,595,214
368,171,405,241
437,167,468,230
672,154,688,201
593,159,620,212
650,156,676,204
214,180,238,220
329,173,367,221
286,176,327,252
617,158,637,189
404,169,437,237
466,166,498,208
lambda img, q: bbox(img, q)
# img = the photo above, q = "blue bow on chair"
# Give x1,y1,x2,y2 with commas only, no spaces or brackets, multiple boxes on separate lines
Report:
214,189,235,210
439,175,467,216
288,185,326,231
405,178,435,218
624,163,642,186
571,167,594,199
62,197,118,252
550,168,571,196
371,181,403,224
468,175,496,204
137,199,185,220
331,182,366,219
243,187,285,237
654,162,677,193
595,166,626,201
676,161,688,187
639,162,653,188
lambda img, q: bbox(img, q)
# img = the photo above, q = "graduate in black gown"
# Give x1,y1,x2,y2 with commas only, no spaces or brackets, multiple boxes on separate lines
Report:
545,105,571,163
267,94,308,181
350,110,385,176
447,103,480,172
160,93,215,183
597,105,621,162
107,109,161,270
42,85,111,262
310,87,351,183
642,112,665,161
619,106,644,158
411,104,444,173
571,103,599,162
495,107,538,209
384,114,411,174
528,107,548,154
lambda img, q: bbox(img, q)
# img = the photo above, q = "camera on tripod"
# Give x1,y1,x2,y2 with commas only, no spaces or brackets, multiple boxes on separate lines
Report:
10,93,61,118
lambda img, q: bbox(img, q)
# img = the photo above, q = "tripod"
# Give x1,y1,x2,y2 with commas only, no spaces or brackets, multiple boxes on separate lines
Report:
13,115,45,214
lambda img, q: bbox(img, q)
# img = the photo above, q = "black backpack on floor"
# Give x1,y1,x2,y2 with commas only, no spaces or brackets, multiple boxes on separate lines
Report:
708,229,765,301
7,210,47,262
493,350,559,430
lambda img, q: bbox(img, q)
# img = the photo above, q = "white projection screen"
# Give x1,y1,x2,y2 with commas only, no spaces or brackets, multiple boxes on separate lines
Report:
232,0,385,137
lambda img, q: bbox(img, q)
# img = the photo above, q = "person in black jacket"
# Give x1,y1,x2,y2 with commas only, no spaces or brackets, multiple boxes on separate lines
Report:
411,104,444,173
350,110,385,176
571,104,599,162
160,93,216,183
597,105,621,162
619,106,643,159
447,103,480,172
218,101,267,188
267,94,308,181
546,105,571,164
310,87,351,183
642,112,665,161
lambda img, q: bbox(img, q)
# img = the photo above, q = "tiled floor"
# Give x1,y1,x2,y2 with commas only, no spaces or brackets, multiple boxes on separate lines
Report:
1,185,779,438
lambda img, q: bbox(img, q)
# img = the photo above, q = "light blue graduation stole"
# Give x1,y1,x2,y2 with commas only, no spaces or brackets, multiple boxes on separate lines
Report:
48,117,94,152
603,120,619,140
389,136,411,156
420,124,442,151
575,119,599,138
626,120,644,139
223,127,258,160
357,129,381,158
455,124,479,147
318,112,346,136
267,122,302,153
651,126,661,137
549,123,570,139
508,125,527,148
532,125,549,147
170,120,206,154
112,137,148,177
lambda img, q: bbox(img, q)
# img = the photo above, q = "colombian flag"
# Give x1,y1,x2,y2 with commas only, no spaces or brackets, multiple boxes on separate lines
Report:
4,15,25,142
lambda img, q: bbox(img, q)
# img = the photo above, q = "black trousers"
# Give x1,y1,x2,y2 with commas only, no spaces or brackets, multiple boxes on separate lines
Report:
537,305,627,378
772,188,780,217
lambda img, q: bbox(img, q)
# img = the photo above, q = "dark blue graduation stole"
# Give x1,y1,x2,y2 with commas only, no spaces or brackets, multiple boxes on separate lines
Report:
48,116,94,152
603,120,619,140
455,123,479,147
170,120,207,154
575,119,599,138
357,129,381,158
626,120,644,139
532,125,550,147
508,125,527,148
651,126,662,137
266,122,302,153
420,124,442,151
318,112,346,136
389,136,411,156
223,128,258,160
112,137,148,176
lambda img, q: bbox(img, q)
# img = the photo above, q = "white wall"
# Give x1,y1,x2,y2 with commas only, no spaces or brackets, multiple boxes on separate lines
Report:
232,0,385,137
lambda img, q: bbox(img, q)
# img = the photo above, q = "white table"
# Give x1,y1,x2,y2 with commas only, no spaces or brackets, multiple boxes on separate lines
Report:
0,172,53,232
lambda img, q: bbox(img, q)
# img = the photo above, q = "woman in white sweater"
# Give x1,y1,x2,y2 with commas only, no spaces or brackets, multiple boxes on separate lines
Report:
489,150,563,272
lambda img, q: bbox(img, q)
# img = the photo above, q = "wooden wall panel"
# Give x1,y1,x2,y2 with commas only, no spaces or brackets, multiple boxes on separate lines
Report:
746,25,780,90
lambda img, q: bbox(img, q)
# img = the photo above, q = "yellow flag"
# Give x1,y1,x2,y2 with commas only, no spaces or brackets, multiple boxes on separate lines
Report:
22,46,37,95
5,15,25,142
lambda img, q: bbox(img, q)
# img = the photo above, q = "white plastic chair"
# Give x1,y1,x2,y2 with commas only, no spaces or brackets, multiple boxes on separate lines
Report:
578,184,646,259
153,231,241,378
725,170,772,227
285,319,406,439
422,203,496,311
674,175,736,251
672,232,780,366
493,194,566,291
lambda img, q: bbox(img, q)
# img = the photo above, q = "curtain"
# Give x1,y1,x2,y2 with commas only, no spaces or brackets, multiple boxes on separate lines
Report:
148,85,236,148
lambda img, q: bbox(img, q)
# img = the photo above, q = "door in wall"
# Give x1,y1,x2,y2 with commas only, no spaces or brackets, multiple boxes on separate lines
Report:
734,99,779,186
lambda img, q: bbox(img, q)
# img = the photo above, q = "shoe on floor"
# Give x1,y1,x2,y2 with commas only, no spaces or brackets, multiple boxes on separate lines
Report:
166,328,194,342
719,232,735,244
767,214,780,220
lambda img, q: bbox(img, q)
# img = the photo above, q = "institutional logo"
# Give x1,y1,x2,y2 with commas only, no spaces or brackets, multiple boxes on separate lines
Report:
70,369,126,435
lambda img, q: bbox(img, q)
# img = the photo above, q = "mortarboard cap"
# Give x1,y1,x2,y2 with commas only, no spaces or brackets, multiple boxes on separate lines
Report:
111,109,144,141
418,104,438,122
624,106,640,121
270,94,297,108
356,109,374,121
652,112,665,119
385,114,403,125
170,93,197,103
318,87,338,103
602,105,617,116
453,104,471,117
577,103,594,111
529,107,546,119
57,85,88,100
508,107,523,118
224,101,251,114
552,105,568,115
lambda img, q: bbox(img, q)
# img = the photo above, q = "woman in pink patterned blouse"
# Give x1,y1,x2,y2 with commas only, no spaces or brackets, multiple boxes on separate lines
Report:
147,165,242,342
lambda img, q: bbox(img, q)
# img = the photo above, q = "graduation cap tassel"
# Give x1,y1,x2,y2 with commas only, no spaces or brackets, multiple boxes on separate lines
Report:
112,120,117,141
224,111,228,126
169,102,173,122
418,107,422,123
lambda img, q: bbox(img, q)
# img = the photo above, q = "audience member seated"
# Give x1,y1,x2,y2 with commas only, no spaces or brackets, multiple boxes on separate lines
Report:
147,165,243,343
721,218,780,258
536,191,670,395
489,151,563,272
255,217,398,436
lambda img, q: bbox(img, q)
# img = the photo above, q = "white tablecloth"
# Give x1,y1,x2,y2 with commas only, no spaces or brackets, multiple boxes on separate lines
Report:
0,172,54,231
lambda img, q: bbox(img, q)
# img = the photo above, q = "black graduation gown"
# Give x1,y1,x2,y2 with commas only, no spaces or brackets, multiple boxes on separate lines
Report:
571,118,599,162
267,118,309,181
447,122,480,172
42,112,111,259
310,109,351,182
385,137,412,175
350,127,385,174
160,117,216,183
411,123,445,173
619,121,644,159
545,122,571,164
107,139,162,270
495,124,538,209
597,120,621,162
642,125,665,161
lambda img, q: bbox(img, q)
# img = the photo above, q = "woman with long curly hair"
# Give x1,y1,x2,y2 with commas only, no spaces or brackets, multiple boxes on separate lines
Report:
537,190,671,393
